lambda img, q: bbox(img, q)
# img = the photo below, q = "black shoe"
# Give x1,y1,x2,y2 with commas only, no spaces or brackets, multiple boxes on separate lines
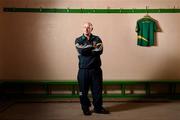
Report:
83,109,92,116
94,107,110,114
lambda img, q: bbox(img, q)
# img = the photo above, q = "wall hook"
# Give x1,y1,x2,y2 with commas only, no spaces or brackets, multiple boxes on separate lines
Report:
132,8,136,13
81,8,83,13
158,8,161,13
39,7,42,12
93,9,96,13
67,7,70,13
146,6,149,15
119,8,122,13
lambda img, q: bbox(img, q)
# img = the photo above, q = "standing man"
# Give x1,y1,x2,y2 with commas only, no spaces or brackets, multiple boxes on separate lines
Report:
75,22,110,115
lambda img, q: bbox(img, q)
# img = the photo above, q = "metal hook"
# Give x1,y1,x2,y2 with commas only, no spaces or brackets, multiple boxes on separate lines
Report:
146,6,149,15
81,8,83,13
173,5,176,13
93,9,96,13
132,8,135,13
39,7,42,12
119,8,122,13
107,6,110,9
107,6,110,13
67,7,70,13
158,8,161,13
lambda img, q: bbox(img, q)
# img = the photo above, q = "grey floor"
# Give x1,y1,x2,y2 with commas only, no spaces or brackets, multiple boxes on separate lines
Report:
0,99,180,120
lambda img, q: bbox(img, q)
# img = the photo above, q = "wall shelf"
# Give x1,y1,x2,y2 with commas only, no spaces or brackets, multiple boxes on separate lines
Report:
3,7,180,13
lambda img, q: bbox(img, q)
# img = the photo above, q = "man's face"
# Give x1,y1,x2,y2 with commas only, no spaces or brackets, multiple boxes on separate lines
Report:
83,23,93,35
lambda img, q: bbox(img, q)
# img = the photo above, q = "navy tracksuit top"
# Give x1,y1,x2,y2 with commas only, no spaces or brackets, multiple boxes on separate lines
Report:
75,34,103,69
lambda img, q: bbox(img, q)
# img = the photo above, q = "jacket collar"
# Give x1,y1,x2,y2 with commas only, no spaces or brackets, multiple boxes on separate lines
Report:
81,34,95,41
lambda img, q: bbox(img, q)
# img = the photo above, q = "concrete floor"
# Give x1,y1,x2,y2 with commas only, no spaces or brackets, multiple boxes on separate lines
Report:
0,99,180,120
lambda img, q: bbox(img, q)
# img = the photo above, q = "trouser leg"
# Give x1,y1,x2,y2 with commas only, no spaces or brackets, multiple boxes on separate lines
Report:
77,69,91,111
90,68,103,110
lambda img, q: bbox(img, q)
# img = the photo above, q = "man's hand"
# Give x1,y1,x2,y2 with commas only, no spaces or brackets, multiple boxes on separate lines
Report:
93,41,97,48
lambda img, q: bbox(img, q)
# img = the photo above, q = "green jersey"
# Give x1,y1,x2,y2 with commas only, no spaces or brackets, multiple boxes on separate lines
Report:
136,16,157,46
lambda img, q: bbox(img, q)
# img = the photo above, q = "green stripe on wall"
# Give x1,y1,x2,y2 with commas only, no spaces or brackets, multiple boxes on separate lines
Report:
3,8,180,13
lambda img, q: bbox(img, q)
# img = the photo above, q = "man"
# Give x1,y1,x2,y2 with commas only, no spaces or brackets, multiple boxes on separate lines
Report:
75,22,110,115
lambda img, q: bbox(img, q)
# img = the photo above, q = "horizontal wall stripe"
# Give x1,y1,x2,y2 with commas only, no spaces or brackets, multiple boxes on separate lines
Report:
3,8,180,13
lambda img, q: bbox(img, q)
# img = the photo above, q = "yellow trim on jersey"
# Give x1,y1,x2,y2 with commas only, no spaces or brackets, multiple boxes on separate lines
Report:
138,35,148,42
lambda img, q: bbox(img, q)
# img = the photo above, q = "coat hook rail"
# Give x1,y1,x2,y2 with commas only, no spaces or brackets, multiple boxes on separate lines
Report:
3,7,180,13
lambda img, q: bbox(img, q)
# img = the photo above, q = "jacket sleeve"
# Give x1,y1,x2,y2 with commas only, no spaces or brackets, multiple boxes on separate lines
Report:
75,38,94,56
91,37,103,56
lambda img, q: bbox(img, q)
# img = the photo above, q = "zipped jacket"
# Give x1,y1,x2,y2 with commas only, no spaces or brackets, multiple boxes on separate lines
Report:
75,34,103,69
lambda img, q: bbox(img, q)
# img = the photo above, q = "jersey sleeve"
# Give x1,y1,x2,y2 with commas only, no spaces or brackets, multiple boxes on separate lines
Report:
136,21,139,32
153,21,157,32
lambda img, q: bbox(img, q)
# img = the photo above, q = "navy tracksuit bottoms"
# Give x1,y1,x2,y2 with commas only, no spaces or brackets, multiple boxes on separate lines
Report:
77,68,103,111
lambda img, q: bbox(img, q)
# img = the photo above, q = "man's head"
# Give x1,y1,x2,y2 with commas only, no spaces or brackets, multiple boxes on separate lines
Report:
83,22,93,36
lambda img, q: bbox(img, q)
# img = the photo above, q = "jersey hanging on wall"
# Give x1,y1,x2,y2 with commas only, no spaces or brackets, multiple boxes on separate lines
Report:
136,15,157,46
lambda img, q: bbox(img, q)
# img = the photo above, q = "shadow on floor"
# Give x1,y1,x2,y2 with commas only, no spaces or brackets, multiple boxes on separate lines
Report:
105,101,173,112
